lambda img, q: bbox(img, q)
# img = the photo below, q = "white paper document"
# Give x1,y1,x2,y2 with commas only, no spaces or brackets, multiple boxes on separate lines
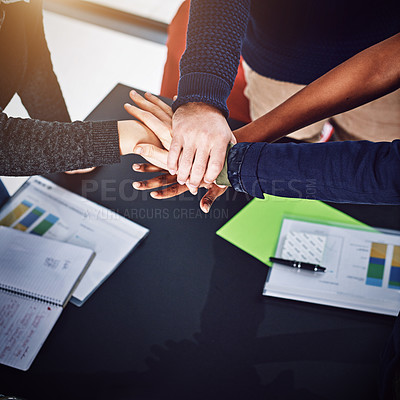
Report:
0,176,149,305
263,219,400,316
0,292,62,371
0,227,94,370
282,231,326,265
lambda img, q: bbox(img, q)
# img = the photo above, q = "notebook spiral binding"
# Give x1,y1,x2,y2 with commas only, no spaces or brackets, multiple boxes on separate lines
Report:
0,284,61,308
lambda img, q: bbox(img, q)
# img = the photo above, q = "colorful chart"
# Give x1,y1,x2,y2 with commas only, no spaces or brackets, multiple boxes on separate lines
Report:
0,199,60,235
31,214,59,236
0,200,32,227
389,246,400,289
366,242,387,287
14,207,45,232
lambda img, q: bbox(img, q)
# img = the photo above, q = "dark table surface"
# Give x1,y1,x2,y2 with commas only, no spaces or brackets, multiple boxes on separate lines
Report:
1,84,400,400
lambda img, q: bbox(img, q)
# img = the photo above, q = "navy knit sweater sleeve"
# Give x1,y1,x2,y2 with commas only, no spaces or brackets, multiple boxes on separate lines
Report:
228,141,400,205
172,0,250,117
172,0,399,117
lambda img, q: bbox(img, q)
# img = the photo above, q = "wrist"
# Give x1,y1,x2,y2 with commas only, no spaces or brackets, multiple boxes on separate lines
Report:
117,121,133,155
172,72,231,117
175,102,224,116
215,142,235,187
118,120,158,155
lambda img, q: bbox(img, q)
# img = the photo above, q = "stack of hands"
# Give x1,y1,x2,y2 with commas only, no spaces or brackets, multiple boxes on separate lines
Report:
123,90,236,214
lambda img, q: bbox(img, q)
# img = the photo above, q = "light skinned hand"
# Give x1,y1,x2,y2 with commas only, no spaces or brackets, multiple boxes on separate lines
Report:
124,91,229,211
124,90,172,170
65,167,96,174
169,102,235,190
65,112,162,174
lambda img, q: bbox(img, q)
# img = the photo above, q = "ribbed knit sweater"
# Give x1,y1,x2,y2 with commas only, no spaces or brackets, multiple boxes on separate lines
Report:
0,0,120,176
173,0,400,117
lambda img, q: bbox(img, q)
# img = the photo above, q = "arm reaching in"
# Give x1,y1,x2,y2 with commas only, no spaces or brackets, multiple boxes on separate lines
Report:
223,140,400,205
168,0,250,190
234,33,400,143
216,33,400,205
0,110,161,176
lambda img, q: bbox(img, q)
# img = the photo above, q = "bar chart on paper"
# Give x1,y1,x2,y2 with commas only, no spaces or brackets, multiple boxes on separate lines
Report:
366,242,387,287
0,176,150,306
0,200,32,227
264,218,400,315
389,246,400,289
365,242,400,290
0,200,59,236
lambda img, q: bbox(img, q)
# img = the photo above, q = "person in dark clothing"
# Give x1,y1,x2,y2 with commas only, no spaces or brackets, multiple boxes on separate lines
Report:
0,0,162,196
125,32,400,399
124,33,400,208
167,0,400,195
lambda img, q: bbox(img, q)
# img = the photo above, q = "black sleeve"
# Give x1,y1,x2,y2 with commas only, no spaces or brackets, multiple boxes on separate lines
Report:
0,112,120,176
0,0,121,176
17,0,70,123
172,0,250,117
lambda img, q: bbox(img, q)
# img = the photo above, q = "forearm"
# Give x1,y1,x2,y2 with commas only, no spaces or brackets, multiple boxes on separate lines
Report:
235,33,400,143
172,0,250,117
226,140,400,205
0,112,120,176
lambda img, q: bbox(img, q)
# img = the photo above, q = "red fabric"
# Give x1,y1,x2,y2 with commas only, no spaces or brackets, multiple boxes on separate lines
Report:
160,0,251,123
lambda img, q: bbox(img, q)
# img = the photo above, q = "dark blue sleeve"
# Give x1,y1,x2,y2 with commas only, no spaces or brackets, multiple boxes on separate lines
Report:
227,140,400,205
172,0,251,117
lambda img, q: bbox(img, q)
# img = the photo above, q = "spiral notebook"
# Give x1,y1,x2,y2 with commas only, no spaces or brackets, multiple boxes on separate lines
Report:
0,227,94,371
0,176,149,306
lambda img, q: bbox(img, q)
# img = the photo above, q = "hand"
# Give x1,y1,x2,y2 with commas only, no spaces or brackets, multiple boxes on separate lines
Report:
132,163,227,213
124,90,172,150
65,167,96,174
124,92,229,211
169,103,235,191
124,90,174,169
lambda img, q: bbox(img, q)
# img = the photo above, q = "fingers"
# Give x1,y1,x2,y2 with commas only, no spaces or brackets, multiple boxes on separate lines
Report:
133,173,177,190
124,103,171,149
144,92,173,118
200,184,227,213
134,144,169,170
129,90,171,125
188,150,208,193
65,167,96,174
204,144,226,184
167,137,183,176
132,163,164,173
124,91,172,150
176,145,195,186
150,183,188,199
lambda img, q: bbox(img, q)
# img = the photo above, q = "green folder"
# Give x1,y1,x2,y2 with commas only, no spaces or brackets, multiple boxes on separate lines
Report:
217,195,371,265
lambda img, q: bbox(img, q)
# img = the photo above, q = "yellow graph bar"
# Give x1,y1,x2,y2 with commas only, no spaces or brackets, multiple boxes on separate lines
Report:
370,243,387,259
392,246,400,267
14,223,27,231
0,202,31,227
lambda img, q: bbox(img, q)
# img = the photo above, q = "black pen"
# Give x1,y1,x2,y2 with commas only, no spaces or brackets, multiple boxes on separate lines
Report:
269,257,326,272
